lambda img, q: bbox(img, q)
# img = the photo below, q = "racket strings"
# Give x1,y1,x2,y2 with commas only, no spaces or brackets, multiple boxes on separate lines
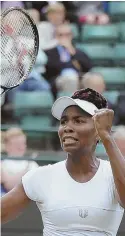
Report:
1,9,37,88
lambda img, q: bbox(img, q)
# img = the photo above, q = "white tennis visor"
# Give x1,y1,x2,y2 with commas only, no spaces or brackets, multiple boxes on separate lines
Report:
51,96,99,120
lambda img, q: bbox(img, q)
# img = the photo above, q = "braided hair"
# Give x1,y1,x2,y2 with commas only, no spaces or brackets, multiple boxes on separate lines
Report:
71,88,108,109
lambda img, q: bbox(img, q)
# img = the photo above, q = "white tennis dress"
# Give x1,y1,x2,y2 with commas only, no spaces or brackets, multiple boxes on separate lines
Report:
22,159,124,236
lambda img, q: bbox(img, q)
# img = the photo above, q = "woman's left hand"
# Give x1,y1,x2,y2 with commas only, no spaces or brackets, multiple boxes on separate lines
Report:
93,109,114,139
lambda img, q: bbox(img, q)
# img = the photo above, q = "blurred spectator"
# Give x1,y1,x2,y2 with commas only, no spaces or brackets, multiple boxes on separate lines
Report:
113,126,125,156
6,50,50,103
1,127,38,193
74,1,110,25
56,69,79,93
62,1,79,23
43,23,92,99
24,1,48,14
81,71,105,94
16,72,50,92
27,8,40,24
38,2,66,50
17,49,50,91
45,2,66,26
17,49,50,92
25,1,78,23
81,72,113,109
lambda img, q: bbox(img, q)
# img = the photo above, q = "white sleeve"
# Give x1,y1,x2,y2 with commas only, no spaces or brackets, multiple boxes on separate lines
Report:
22,164,52,202
28,161,39,170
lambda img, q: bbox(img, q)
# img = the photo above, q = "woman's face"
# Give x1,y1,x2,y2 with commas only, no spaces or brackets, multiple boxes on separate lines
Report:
58,106,98,155
5,135,27,157
47,10,65,26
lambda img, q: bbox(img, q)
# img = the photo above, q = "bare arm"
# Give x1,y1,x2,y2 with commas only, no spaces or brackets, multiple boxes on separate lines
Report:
1,182,31,224
101,135,125,208
93,109,125,208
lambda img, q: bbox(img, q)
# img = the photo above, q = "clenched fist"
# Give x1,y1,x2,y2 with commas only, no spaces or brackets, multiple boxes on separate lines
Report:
93,109,114,139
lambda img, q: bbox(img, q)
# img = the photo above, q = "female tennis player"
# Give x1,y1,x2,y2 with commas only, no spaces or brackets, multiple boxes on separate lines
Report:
1,88,125,236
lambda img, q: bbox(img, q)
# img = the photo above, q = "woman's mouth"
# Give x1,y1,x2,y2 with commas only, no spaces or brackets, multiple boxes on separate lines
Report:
63,136,78,144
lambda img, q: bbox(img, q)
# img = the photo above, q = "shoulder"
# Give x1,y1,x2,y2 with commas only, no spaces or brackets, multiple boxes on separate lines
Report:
22,165,52,201
24,161,65,180
99,159,113,178
44,47,58,54
22,161,65,201
50,160,66,173
40,161,65,176
28,161,39,170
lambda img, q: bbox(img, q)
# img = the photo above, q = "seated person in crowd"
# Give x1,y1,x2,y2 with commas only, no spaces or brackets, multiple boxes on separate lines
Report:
17,49,50,91
38,2,66,50
1,127,38,194
113,126,125,157
18,49,50,91
6,50,50,103
16,71,50,92
56,69,79,94
43,23,92,99
81,72,114,110
27,8,40,25
74,1,110,25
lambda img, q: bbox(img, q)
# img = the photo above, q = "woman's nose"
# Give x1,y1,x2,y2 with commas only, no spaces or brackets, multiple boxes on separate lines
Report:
64,124,74,133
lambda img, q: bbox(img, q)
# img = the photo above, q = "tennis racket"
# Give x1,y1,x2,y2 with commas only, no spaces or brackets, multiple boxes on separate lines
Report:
0,7,39,95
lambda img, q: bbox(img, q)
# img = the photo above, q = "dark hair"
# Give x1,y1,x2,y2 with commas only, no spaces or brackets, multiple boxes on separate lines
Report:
71,88,108,109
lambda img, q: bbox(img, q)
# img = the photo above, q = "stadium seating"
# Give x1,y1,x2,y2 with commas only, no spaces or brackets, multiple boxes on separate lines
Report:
95,143,107,158
113,43,125,66
21,116,52,130
57,91,72,98
21,115,56,147
1,122,58,133
81,24,119,43
71,23,79,41
103,90,119,105
14,91,53,110
119,22,125,42
13,91,53,118
109,2,125,21
91,67,125,90
76,43,114,66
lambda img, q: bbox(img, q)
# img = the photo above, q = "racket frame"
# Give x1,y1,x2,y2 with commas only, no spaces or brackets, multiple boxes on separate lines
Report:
1,7,39,94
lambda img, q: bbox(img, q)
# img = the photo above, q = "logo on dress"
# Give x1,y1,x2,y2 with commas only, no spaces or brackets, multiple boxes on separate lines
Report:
79,209,88,218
